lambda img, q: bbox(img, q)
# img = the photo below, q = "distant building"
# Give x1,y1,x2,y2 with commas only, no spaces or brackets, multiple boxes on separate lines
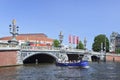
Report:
115,34,120,51
109,32,120,53
0,33,53,47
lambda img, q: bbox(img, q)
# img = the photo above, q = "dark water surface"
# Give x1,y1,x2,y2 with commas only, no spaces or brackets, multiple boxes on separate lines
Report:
0,62,120,80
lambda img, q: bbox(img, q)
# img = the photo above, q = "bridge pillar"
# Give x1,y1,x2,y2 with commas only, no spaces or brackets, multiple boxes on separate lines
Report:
0,50,23,67
57,52,68,62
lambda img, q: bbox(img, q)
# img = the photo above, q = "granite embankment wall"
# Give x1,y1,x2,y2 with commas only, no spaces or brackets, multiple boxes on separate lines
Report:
0,50,18,67
106,54,120,62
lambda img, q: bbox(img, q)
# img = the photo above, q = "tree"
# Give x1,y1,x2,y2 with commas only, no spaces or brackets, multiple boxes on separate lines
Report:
92,34,109,52
76,41,84,49
115,48,120,54
53,39,60,47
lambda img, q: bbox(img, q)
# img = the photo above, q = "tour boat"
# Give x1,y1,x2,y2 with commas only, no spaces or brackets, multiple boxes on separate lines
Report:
56,60,89,68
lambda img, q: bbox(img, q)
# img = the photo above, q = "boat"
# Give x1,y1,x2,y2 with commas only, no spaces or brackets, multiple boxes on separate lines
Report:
56,60,89,68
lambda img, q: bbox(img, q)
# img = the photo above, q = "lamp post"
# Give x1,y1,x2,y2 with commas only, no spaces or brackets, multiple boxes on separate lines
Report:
59,31,63,47
8,19,19,45
113,38,116,62
101,42,103,52
84,37,87,50
114,38,116,53
104,35,106,62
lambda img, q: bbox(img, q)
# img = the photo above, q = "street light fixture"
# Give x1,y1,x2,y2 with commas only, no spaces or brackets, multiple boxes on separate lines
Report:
59,31,63,47
8,19,19,45
104,35,106,62
84,37,87,50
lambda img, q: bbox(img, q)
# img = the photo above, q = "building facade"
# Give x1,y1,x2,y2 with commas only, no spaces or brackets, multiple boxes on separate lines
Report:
115,34,120,52
0,33,53,47
110,32,120,53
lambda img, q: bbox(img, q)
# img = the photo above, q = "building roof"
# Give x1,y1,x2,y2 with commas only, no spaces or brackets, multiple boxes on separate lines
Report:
0,33,53,42
19,33,48,37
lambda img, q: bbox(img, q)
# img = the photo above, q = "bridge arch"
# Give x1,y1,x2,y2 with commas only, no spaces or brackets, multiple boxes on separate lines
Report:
23,52,58,64
91,55,100,62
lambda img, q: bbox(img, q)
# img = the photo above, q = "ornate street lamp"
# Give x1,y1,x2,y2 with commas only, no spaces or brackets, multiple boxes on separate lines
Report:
101,42,103,52
104,35,106,62
8,19,19,45
59,31,63,47
84,37,87,50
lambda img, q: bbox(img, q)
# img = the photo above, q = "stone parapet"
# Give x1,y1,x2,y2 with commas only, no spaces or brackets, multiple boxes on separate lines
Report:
106,54,120,62
0,50,22,67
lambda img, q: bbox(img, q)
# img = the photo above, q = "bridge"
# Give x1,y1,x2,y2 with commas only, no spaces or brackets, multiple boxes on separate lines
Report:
0,45,103,66
20,46,91,64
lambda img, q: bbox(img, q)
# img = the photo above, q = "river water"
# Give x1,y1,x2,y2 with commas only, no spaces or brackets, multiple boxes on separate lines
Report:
0,62,120,80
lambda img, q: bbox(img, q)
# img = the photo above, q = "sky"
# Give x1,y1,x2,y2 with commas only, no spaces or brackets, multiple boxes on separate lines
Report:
0,0,120,50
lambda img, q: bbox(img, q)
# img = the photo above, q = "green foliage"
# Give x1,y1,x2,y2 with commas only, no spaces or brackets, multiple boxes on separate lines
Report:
53,39,60,47
115,48,120,54
92,34,109,52
76,41,84,49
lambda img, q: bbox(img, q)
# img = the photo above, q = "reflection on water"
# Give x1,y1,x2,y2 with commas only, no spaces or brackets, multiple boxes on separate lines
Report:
0,62,120,80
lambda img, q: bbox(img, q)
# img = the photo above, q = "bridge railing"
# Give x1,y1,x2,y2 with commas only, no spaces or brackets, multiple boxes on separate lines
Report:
65,48,89,52
0,44,91,53
20,46,60,51
20,46,88,52
0,45,20,50
0,45,60,51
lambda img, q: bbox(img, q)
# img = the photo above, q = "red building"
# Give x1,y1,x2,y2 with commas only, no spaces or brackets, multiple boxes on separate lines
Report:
0,33,53,47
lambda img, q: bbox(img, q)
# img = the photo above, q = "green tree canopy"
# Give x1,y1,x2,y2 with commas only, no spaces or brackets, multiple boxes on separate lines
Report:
92,34,109,52
76,41,84,49
115,48,120,54
53,39,60,47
